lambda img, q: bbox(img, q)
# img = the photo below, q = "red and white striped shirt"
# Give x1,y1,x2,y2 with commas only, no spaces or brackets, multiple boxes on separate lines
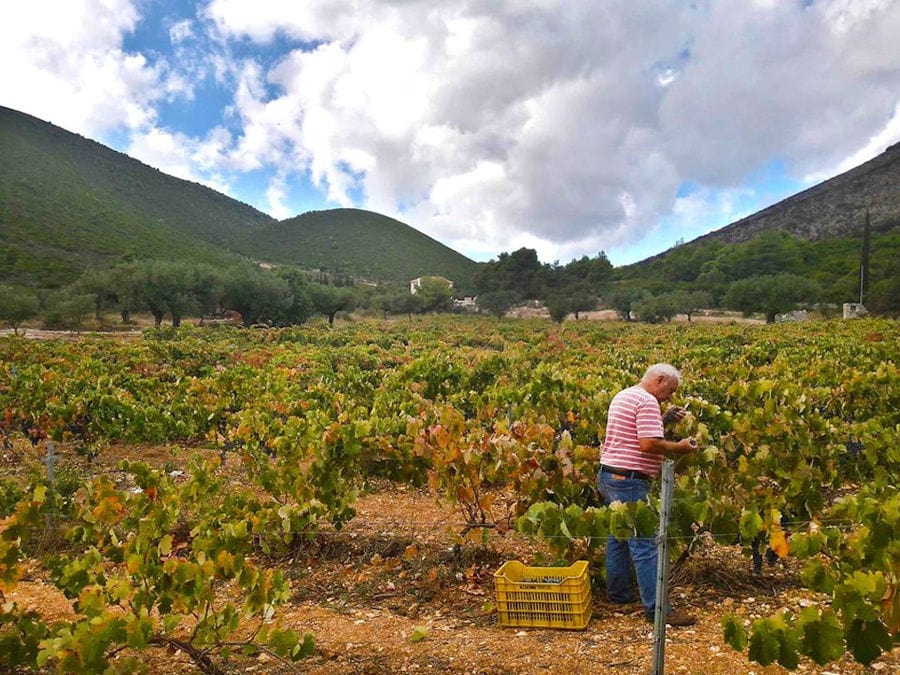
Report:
600,385,665,476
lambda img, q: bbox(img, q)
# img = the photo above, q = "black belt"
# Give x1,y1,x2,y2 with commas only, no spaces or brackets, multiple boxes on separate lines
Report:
600,464,652,481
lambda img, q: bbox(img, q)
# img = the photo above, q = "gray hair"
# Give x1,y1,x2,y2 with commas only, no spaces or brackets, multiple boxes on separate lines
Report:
642,363,682,385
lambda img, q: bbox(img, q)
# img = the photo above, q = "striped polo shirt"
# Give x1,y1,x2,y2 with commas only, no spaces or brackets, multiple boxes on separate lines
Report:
600,385,665,476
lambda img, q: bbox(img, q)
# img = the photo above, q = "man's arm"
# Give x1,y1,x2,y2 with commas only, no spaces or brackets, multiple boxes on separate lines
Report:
639,436,696,456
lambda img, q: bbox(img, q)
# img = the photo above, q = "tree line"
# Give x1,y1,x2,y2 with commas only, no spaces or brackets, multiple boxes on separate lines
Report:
1,227,896,331
471,228,898,322
468,246,815,323
0,261,462,332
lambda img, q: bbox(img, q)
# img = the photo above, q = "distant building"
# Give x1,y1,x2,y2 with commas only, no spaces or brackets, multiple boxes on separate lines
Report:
410,276,454,294
843,303,868,319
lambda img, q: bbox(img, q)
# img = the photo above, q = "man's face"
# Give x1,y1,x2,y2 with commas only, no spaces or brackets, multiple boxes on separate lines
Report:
656,376,679,402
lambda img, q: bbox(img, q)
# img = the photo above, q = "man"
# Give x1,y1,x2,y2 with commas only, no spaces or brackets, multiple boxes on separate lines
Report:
598,363,697,626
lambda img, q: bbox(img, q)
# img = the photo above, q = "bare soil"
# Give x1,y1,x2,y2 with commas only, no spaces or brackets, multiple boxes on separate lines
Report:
0,307,769,340
4,442,897,674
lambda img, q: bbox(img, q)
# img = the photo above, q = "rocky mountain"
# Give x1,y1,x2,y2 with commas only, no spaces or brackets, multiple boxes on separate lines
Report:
695,142,900,246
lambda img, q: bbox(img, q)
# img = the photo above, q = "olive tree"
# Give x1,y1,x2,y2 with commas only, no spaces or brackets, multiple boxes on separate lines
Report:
0,285,39,334
41,289,94,330
220,265,292,326
414,277,453,313
723,274,820,323
309,283,356,325
476,290,518,319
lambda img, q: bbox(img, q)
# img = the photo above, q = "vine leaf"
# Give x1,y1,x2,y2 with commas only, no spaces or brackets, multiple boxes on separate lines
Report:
796,607,844,665
768,528,789,558
747,615,800,670
739,509,763,540
845,619,892,665
722,615,747,651
747,620,779,666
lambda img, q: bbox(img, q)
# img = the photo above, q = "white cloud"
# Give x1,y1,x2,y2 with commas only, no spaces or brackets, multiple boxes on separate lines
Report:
218,0,896,260
205,0,360,43
4,0,900,264
659,0,900,181
169,19,194,44
807,101,900,182
265,174,292,220
670,185,759,234
0,0,163,137
126,127,231,194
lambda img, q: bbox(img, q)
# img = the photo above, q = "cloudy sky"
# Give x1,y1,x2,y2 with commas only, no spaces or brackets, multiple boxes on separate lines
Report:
2,0,899,265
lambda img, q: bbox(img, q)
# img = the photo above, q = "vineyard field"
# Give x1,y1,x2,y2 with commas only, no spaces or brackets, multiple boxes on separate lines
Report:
1,316,897,673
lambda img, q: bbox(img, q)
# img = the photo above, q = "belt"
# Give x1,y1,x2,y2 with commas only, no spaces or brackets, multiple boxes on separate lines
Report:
600,464,652,481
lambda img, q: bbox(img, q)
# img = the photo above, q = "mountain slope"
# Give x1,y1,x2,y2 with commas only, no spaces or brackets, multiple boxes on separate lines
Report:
0,106,478,289
694,142,900,246
618,141,900,288
232,208,480,288
0,106,278,287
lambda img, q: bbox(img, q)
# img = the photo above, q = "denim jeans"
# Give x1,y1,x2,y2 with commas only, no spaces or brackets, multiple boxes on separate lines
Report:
597,471,658,615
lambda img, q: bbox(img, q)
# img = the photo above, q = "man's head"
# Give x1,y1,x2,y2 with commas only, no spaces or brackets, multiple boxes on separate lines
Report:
640,363,682,402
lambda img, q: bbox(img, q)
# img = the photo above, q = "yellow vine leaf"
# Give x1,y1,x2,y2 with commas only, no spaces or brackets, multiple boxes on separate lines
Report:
769,528,790,558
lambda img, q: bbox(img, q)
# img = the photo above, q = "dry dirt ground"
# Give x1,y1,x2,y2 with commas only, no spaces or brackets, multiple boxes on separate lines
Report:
0,307,767,340
4,442,897,674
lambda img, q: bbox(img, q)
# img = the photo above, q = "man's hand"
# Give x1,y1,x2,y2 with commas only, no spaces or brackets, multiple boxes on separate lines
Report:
663,406,687,425
676,437,697,454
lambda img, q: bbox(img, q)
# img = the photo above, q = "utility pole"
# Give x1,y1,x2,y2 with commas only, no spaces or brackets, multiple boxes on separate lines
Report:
859,209,870,305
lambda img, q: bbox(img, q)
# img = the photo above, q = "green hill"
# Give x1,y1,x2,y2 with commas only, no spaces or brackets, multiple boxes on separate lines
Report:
0,106,274,287
231,208,479,290
0,106,479,290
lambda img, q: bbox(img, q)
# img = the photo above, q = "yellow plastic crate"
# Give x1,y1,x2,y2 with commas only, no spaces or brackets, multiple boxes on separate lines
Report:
494,560,592,630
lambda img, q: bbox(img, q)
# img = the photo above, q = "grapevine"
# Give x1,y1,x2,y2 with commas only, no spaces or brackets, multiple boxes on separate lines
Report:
0,317,897,670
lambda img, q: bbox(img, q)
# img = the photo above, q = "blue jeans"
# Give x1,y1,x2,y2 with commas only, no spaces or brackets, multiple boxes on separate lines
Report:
597,471,658,615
